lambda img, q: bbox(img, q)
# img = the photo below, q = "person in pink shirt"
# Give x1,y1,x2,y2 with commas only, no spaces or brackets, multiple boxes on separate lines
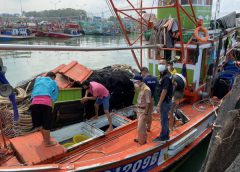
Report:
81,80,113,132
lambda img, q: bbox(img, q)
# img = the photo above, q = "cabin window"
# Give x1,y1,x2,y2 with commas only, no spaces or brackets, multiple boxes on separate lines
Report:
159,0,174,6
187,49,198,64
181,0,188,5
191,0,198,5
200,49,209,84
148,49,154,59
206,0,212,5
191,0,210,5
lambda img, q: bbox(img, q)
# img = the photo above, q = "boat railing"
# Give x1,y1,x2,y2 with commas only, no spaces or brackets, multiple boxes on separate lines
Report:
0,44,161,52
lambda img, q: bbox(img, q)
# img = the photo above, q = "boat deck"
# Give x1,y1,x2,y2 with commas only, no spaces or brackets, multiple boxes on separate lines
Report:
56,103,216,164
9,132,65,165
1,100,218,169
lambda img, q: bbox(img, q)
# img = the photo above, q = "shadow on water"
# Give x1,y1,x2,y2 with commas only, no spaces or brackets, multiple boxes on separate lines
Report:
169,134,211,172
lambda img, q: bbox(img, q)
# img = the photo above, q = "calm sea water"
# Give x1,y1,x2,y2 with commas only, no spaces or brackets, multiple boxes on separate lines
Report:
0,35,209,171
2,35,147,86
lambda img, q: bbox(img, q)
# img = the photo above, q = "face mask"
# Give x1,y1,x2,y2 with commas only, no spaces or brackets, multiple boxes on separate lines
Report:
167,66,171,70
134,83,140,89
158,64,166,72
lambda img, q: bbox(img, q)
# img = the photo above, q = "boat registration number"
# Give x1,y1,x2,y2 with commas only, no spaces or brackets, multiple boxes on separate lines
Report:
104,149,162,172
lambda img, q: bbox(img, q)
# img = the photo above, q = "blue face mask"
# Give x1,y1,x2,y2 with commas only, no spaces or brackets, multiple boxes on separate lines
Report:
158,64,166,72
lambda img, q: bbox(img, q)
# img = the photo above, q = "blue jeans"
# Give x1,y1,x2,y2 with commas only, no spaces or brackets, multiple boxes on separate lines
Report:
95,95,110,111
160,101,172,140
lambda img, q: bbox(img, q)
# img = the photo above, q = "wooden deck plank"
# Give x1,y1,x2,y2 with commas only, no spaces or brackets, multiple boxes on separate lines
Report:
66,105,216,162
9,132,65,165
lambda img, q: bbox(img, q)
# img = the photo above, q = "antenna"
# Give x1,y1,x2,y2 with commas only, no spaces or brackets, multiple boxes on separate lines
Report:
214,0,221,30
20,0,23,17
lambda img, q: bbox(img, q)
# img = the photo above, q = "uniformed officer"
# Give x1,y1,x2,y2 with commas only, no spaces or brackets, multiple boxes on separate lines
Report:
132,75,151,145
140,67,157,132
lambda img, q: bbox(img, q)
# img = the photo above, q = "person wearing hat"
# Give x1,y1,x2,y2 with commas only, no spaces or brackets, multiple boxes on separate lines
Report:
140,67,157,132
30,72,59,147
168,61,177,75
132,75,151,145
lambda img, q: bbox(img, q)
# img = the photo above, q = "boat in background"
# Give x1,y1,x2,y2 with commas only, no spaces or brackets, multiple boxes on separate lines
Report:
0,26,35,41
35,22,84,38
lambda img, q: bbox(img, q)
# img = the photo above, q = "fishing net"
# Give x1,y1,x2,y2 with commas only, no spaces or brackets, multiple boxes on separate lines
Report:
84,65,136,118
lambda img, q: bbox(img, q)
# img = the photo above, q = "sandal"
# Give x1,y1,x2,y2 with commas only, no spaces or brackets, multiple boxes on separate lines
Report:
134,139,139,143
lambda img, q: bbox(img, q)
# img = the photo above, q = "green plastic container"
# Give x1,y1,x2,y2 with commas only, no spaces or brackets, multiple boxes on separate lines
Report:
57,88,82,102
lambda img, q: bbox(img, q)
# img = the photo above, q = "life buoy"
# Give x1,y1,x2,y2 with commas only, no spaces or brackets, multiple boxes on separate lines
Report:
194,26,209,43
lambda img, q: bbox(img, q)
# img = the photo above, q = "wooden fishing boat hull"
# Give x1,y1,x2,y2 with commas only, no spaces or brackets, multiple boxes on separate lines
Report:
0,103,217,172
36,31,82,38
0,34,35,41
70,110,216,172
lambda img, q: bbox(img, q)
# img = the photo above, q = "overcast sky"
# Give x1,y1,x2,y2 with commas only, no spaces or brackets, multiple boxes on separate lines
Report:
0,0,239,18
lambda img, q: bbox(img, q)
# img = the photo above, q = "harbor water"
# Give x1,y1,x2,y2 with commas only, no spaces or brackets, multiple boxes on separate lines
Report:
0,35,210,171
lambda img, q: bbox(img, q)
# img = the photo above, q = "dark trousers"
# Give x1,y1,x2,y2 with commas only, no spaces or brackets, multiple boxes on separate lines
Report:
160,101,172,140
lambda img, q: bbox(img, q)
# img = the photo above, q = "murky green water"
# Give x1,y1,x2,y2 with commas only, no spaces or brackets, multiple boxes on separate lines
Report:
0,35,210,171
1,35,147,86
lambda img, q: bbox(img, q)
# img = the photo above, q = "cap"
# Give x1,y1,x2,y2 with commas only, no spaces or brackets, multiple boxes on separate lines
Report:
133,75,143,82
140,67,149,73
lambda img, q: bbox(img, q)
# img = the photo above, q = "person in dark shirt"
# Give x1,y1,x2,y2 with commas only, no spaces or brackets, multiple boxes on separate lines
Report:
140,67,157,132
153,59,173,143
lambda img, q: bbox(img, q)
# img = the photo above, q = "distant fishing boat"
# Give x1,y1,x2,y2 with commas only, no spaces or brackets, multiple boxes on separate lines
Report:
0,27,35,41
35,22,85,38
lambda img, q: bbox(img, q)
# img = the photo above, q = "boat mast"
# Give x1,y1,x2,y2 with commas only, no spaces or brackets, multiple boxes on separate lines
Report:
140,0,143,67
214,0,221,31
19,0,23,17
108,0,141,69
107,0,199,69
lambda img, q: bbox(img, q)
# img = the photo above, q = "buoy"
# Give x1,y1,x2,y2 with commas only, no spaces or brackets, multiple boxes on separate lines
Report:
194,26,209,42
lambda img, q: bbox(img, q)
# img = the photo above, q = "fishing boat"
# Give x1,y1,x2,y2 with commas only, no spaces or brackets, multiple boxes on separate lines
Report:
0,27,35,41
0,0,239,171
35,23,84,38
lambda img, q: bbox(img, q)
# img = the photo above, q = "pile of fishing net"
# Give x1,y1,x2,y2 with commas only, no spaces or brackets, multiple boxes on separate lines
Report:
0,110,22,138
84,64,137,117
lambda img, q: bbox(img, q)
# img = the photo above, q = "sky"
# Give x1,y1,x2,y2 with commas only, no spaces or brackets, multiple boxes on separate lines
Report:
0,0,239,18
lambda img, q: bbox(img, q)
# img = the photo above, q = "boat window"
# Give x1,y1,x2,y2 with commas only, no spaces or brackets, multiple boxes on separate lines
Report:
148,49,154,59
181,0,188,5
187,49,198,64
159,0,174,6
206,0,212,5
191,0,198,5
190,0,212,5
